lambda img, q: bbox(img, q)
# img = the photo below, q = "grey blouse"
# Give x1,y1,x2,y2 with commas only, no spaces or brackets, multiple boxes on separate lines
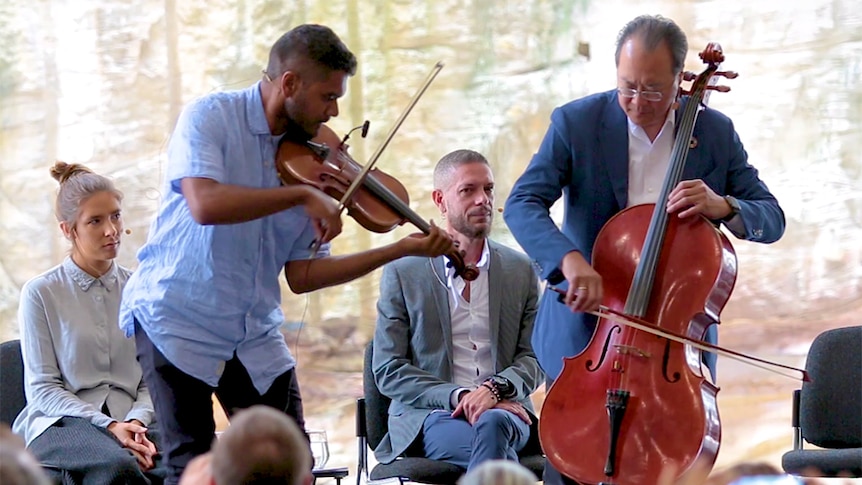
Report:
12,257,153,445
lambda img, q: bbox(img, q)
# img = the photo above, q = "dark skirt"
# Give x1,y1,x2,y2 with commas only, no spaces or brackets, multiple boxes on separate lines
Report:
28,417,165,485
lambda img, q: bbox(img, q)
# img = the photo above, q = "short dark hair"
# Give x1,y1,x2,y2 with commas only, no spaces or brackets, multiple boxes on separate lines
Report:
266,24,357,80
433,149,490,190
614,15,687,75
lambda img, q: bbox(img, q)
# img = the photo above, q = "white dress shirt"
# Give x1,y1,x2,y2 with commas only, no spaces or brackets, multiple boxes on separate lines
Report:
446,240,493,396
626,111,675,207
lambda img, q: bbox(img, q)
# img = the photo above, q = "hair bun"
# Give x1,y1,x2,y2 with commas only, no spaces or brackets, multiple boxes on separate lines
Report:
50,161,92,184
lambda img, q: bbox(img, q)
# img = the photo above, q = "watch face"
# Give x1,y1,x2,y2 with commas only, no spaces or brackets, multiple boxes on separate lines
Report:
727,196,741,211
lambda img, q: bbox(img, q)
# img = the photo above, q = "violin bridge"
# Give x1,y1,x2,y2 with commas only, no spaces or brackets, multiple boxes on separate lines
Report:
613,344,650,358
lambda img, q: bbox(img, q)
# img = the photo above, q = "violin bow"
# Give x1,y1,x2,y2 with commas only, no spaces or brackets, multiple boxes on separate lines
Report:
547,286,810,382
335,61,445,213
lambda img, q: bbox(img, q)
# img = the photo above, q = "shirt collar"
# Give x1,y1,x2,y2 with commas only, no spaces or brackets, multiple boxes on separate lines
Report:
246,81,272,136
627,108,675,141
63,256,118,292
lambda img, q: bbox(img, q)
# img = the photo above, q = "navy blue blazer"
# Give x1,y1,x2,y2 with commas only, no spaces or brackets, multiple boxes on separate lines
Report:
503,89,785,380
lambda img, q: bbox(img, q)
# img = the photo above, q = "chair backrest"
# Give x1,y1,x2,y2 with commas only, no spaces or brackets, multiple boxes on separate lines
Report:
362,341,391,451
0,339,27,426
800,325,862,448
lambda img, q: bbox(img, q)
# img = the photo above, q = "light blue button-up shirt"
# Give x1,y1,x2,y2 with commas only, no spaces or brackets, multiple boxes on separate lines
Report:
120,81,328,394
14,258,153,445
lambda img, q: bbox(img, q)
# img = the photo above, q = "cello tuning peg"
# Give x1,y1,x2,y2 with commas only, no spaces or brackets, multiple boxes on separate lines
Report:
682,71,697,81
716,70,739,79
707,85,731,93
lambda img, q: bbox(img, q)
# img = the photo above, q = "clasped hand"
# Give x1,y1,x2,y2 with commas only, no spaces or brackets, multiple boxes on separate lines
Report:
107,420,158,470
451,386,531,426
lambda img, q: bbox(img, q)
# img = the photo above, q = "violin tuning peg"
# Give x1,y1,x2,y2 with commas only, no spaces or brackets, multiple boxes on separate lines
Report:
707,85,731,93
716,70,739,79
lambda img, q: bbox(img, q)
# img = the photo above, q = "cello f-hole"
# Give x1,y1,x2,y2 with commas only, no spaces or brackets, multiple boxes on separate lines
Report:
586,325,621,372
661,338,682,383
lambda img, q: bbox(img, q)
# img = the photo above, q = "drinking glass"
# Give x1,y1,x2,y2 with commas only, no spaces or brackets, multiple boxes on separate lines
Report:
307,429,330,470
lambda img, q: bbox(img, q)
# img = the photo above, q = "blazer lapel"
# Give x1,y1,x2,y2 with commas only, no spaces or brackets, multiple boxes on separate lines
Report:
429,256,454,367
488,243,502,371
600,100,630,208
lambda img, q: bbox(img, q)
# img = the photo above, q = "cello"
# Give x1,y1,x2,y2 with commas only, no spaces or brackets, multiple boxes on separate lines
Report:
539,43,739,484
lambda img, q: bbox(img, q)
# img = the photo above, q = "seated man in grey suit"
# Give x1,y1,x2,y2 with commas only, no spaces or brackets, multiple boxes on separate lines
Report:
372,149,544,471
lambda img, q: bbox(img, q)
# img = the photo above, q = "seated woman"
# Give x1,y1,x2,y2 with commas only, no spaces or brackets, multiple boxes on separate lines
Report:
12,161,159,484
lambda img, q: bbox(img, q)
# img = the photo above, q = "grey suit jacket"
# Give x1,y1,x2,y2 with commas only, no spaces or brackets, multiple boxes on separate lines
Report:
372,239,544,464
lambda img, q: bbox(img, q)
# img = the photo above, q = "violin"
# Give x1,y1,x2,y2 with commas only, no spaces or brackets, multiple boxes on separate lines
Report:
275,123,479,281
539,43,746,485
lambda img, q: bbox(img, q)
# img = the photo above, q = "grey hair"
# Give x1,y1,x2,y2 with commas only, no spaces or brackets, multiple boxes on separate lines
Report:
432,149,490,191
457,460,536,485
614,14,688,75
50,161,123,229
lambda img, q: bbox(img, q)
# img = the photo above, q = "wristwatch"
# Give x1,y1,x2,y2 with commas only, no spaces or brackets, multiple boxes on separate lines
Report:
486,375,516,400
721,195,741,222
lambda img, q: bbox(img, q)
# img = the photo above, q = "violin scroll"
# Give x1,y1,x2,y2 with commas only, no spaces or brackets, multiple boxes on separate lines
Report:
679,42,739,100
697,42,725,65
446,247,479,281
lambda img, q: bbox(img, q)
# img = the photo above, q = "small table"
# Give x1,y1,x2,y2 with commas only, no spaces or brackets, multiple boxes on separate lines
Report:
312,466,349,485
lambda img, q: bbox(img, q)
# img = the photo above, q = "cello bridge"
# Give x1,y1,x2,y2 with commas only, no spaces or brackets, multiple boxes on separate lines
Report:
613,344,650,358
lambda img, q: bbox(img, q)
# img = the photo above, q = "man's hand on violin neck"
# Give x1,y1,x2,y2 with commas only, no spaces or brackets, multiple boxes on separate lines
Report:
398,224,456,258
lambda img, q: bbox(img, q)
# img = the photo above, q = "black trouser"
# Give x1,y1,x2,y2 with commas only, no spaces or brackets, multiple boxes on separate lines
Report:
134,320,305,485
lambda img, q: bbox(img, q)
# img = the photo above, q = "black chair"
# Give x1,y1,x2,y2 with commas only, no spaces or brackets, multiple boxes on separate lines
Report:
356,342,545,484
781,325,862,478
0,339,26,426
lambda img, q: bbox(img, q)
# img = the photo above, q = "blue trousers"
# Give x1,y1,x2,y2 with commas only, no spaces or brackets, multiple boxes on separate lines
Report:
421,408,530,471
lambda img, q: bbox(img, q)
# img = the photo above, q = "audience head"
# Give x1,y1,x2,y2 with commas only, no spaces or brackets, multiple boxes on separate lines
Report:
432,149,495,240
50,161,125,271
457,459,536,485
0,424,52,485
210,405,313,485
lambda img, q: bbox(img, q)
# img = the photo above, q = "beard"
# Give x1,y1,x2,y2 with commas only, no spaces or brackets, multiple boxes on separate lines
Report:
283,99,322,139
449,209,492,240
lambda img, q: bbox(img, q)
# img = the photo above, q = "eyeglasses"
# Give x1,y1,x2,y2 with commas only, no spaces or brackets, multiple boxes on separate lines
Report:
617,87,664,102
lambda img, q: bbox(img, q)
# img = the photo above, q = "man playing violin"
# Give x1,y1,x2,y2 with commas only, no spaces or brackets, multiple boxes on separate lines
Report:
503,14,784,485
372,149,544,473
120,24,455,484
